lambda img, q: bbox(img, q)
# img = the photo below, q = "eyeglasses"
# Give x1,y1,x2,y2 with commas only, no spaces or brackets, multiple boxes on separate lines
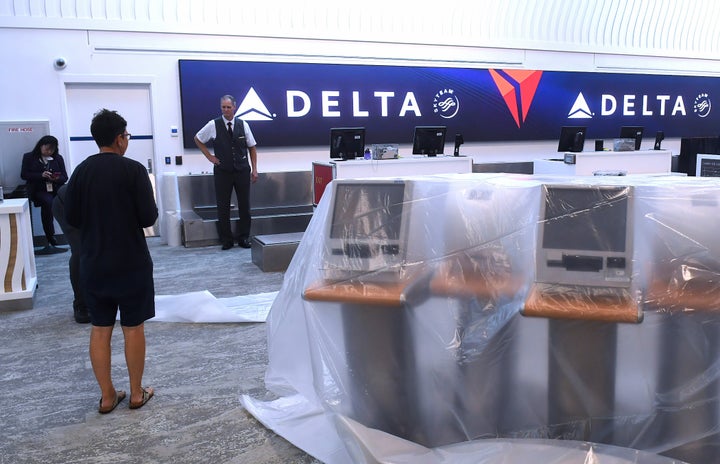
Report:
121,132,132,140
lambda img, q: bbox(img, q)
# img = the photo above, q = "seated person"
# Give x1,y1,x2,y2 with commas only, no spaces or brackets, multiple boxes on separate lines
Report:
20,135,68,247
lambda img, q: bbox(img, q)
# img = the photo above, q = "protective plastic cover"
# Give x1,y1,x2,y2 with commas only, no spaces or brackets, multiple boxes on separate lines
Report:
242,173,720,464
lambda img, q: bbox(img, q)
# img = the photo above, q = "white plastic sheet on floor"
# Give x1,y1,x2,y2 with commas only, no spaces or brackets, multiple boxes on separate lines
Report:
240,173,720,463
147,290,276,323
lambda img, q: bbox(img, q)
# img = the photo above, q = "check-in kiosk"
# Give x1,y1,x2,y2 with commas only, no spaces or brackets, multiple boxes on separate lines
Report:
304,175,543,446
521,181,641,445
287,173,720,462
303,177,447,443
629,179,720,463
524,183,640,323
412,175,542,444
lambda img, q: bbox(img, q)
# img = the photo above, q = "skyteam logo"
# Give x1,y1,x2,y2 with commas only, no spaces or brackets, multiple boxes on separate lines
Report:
694,93,712,118
433,89,460,118
235,87,274,121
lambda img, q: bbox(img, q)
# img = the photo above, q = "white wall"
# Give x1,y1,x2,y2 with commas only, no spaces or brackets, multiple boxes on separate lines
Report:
1,0,719,233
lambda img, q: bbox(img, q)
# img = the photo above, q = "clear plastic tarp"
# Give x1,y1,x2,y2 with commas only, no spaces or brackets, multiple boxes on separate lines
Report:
242,173,720,463
125,291,276,323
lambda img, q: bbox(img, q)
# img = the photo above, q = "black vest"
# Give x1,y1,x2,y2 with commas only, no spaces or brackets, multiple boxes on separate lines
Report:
213,117,249,172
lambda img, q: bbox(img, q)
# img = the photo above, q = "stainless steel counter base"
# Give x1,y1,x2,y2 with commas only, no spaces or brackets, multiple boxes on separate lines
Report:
176,171,313,248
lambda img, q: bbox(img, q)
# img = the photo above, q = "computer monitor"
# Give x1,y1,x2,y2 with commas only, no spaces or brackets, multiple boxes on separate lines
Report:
696,154,720,177
324,179,410,275
677,136,720,176
557,126,586,153
330,127,365,161
536,184,633,288
620,126,644,150
412,126,447,156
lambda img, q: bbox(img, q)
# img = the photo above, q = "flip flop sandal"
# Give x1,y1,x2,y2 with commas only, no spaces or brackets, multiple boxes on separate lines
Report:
129,387,154,410
98,390,126,414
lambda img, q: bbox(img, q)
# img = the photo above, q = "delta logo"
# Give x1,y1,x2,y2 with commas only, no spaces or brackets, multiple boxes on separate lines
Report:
234,86,447,121
567,92,712,119
489,70,543,128
236,87,274,121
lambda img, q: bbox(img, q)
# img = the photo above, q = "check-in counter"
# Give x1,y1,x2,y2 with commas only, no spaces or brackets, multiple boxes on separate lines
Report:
534,150,672,176
0,199,37,310
311,155,473,205
175,171,313,247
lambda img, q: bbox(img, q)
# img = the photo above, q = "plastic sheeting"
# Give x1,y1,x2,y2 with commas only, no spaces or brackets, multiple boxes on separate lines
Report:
122,290,276,323
242,173,720,463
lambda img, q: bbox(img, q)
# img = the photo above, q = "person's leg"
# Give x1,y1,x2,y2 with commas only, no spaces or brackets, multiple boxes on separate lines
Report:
233,170,252,242
89,325,117,409
36,192,57,244
121,323,153,406
69,250,89,322
213,169,234,248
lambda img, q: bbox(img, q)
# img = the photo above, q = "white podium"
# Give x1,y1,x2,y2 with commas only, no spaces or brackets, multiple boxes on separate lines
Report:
533,150,672,176
311,155,473,204
0,199,37,310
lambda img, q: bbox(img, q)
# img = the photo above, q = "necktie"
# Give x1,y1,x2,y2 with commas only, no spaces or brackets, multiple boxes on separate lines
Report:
227,121,233,139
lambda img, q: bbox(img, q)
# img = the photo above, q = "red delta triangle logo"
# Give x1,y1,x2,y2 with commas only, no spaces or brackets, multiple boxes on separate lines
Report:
489,70,543,128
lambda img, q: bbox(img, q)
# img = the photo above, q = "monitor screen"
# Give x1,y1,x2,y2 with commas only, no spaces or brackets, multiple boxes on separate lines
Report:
536,184,633,288
677,136,720,176
330,127,365,160
330,183,405,241
557,126,586,152
619,126,644,150
696,154,720,177
542,187,628,252
412,126,447,156
324,180,409,274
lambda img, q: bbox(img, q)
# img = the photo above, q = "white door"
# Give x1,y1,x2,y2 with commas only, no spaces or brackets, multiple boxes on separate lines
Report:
65,83,154,171
64,83,158,235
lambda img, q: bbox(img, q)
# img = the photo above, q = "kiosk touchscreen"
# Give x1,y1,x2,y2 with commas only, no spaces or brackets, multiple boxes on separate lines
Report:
696,154,720,177
523,183,640,323
536,184,633,288
323,179,411,278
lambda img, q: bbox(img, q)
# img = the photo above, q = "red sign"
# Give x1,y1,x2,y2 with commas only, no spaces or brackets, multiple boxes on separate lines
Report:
312,163,334,206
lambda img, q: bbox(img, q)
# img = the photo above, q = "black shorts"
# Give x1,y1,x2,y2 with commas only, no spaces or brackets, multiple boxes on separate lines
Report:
86,271,155,327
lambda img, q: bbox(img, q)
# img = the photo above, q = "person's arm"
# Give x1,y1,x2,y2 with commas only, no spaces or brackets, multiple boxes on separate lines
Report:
194,121,220,166
133,162,159,228
20,153,43,182
54,154,69,185
64,173,81,228
249,146,258,183
243,120,259,183
194,136,220,166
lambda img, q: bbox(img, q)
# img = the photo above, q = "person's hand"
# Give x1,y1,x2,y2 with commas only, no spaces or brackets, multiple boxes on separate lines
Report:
208,155,220,166
251,172,259,184
42,170,53,180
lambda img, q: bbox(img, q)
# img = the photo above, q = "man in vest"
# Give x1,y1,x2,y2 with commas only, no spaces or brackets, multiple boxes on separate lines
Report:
194,95,259,250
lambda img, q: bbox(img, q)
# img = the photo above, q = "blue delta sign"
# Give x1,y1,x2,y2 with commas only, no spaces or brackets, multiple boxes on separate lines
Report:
179,59,718,148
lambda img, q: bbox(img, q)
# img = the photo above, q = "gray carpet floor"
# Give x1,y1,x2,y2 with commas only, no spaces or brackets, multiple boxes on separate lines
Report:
0,237,321,464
